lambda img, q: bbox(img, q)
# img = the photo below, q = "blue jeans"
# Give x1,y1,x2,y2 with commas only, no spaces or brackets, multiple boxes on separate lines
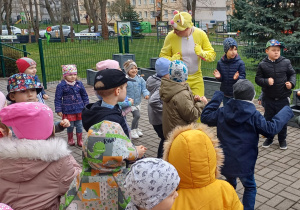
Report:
225,174,257,210
67,120,83,133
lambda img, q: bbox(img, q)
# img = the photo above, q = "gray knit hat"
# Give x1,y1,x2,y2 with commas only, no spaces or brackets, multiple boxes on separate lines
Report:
124,158,180,210
233,79,255,101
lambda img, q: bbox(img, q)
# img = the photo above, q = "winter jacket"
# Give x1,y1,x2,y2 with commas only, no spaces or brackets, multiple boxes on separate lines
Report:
126,75,149,106
82,100,129,137
216,54,246,97
201,91,294,177
60,121,139,210
55,80,89,114
34,75,46,104
146,74,163,125
159,78,204,138
163,123,243,210
255,56,296,99
0,137,81,210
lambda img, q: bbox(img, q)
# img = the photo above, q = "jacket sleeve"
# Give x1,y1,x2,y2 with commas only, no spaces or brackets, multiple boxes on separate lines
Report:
255,106,294,138
286,59,296,88
35,77,46,96
79,82,89,106
149,89,163,112
201,91,223,126
231,188,244,209
255,63,269,88
58,155,82,195
216,61,223,82
159,33,173,60
140,77,150,97
54,121,65,133
238,61,246,79
175,92,204,123
54,83,63,113
200,31,216,62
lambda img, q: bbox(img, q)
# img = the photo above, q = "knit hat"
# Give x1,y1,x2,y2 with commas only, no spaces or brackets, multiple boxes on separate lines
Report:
169,60,188,82
123,60,137,74
0,102,53,140
266,39,285,49
62,64,77,76
96,59,120,71
124,158,180,210
223,37,238,53
233,79,255,101
0,203,13,210
16,57,37,73
0,91,6,111
7,73,43,101
170,11,193,31
155,58,171,77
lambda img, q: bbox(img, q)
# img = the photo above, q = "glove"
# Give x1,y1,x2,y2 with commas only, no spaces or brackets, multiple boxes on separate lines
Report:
194,44,206,61
171,52,181,61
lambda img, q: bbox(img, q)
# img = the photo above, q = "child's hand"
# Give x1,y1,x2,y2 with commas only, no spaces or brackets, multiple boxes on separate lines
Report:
233,71,239,80
43,94,49,100
297,91,300,97
60,119,70,128
145,95,149,100
128,98,134,105
136,145,147,158
258,100,262,105
194,95,201,102
57,112,63,117
213,69,221,79
171,52,181,61
268,78,274,86
285,81,292,89
200,96,208,105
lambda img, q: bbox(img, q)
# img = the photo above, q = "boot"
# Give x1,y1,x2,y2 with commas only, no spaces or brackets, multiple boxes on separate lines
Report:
76,133,83,147
68,132,75,146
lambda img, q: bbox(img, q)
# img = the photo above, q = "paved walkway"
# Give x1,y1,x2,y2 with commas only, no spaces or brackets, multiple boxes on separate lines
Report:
1,78,300,210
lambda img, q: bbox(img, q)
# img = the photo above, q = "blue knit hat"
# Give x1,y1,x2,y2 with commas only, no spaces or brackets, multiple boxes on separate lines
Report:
169,60,188,82
155,58,171,77
223,38,238,53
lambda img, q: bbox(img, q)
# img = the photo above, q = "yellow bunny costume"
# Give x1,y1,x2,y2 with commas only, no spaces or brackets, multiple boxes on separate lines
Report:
160,11,216,97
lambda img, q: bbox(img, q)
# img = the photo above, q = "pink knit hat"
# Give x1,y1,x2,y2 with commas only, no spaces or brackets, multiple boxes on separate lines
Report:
96,59,120,71
0,91,6,111
62,64,77,76
0,203,14,210
16,57,37,73
0,102,53,140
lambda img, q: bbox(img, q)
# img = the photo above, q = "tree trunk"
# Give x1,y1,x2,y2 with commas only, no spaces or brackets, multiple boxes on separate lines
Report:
191,0,196,20
99,0,108,39
45,0,56,24
34,0,40,42
4,0,12,35
60,0,65,42
66,0,75,41
0,0,3,35
84,0,98,32
20,0,32,43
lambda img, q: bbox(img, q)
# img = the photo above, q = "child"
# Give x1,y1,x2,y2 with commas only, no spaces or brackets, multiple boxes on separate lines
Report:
55,65,89,147
0,203,13,210
60,120,147,210
16,57,49,103
255,39,296,149
0,91,11,138
123,158,180,210
201,79,294,210
159,60,207,139
7,73,70,136
124,60,150,139
146,57,171,158
163,123,243,210
0,102,81,210
213,37,246,106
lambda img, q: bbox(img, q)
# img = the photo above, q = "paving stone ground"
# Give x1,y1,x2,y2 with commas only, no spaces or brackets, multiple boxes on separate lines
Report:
1,78,300,210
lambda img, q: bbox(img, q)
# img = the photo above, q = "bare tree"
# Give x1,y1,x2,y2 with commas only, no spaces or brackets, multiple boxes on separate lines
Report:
0,0,3,35
28,0,40,42
59,0,65,42
64,0,75,40
98,0,108,39
83,0,99,32
45,0,56,24
20,0,32,43
3,0,12,35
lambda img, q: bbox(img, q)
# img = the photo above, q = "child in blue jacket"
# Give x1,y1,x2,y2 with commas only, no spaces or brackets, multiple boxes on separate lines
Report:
124,60,150,139
201,79,293,210
213,38,246,106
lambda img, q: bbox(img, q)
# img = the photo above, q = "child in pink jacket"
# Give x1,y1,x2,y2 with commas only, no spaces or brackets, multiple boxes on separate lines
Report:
0,102,81,210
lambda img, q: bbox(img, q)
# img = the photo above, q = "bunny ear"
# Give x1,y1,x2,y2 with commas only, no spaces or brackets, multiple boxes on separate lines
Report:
173,10,179,15
179,13,184,25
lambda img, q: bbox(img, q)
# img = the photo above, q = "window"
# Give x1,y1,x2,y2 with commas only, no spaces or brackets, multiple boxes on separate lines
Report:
139,12,142,18
144,11,147,18
157,2,161,8
132,0,136,5
107,2,110,7
138,0,141,5
144,0,147,5
164,10,168,18
150,11,155,18
171,0,176,2
164,0,167,2
150,0,154,4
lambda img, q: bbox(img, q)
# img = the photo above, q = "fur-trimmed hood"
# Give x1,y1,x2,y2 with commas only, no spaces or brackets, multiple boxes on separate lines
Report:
0,137,71,183
163,123,224,189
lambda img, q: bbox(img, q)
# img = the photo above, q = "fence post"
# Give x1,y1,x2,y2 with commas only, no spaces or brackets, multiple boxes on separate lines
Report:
0,39,6,77
38,38,47,89
23,45,27,57
118,36,123,53
124,36,129,53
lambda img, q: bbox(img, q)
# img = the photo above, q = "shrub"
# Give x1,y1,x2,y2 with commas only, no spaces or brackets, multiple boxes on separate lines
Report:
0,48,22,77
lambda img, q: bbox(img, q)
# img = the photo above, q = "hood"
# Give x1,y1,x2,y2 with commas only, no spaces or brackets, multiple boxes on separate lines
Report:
160,78,189,102
223,99,256,125
82,101,122,132
163,123,224,189
0,137,71,183
221,54,241,64
146,74,161,94
262,55,285,64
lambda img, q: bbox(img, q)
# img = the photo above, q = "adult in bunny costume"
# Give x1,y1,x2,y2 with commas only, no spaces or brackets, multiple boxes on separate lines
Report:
160,11,216,97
